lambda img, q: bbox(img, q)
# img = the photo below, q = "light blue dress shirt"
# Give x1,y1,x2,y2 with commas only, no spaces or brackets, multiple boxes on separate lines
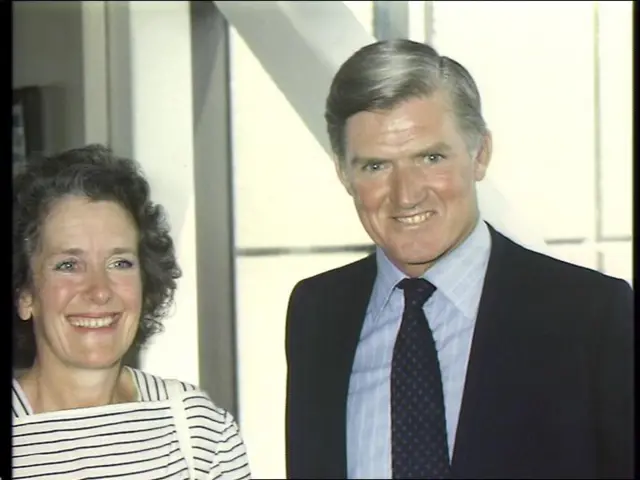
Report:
346,219,492,479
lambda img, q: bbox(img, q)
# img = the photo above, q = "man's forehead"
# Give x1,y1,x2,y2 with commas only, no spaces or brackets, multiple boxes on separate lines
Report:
347,101,455,145
348,94,452,127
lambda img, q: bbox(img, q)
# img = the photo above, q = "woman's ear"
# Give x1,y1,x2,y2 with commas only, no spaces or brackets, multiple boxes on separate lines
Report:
17,290,34,321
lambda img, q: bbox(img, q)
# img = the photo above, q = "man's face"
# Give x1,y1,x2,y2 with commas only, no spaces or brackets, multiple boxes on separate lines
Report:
338,93,492,277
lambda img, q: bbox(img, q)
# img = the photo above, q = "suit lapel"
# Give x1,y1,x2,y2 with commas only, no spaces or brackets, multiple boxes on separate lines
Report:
324,254,377,478
450,224,522,476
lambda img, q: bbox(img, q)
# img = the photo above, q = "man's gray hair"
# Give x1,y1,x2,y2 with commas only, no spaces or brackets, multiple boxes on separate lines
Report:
325,39,487,167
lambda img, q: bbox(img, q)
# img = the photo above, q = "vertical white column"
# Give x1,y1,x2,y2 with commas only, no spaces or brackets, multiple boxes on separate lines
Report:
105,1,200,384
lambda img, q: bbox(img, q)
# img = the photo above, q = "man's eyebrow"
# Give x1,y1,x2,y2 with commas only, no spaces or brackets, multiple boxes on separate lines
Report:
350,155,390,166
410,142,453,158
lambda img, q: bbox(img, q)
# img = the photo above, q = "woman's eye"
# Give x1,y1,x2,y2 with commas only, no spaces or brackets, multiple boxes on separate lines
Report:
54,260,77,271
111,259,134,269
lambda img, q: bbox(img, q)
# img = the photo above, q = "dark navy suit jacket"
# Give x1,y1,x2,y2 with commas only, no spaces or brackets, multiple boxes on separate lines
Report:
285,224,634,479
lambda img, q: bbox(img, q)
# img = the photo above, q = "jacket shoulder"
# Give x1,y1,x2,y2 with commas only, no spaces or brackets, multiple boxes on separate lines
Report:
291,253,376,295
492,226,628,290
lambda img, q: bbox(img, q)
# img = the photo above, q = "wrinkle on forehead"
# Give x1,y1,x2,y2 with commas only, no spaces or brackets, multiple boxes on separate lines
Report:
385,112,417,133
39,197,138,258
377,114,423,149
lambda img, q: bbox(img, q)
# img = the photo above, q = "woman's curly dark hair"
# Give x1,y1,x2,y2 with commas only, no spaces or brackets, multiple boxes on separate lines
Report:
12,144,182,368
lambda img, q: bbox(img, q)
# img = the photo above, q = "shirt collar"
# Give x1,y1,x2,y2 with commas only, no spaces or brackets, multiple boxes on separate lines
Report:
369,218,492,321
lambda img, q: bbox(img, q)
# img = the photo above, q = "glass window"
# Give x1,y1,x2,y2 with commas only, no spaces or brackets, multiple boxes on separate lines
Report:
229,26,371,250
598,1,633,238
601,241,633,285
234,253,370,477
344,1,374,36
432,0,597,240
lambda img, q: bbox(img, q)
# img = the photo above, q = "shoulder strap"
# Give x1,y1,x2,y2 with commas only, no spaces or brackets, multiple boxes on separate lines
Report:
167,381,196,479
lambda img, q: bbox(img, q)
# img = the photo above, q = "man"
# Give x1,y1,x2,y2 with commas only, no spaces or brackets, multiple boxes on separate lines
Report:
285,39,633,479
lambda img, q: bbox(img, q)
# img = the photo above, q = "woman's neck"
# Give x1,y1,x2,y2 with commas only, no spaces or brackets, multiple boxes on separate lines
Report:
18,361,136,414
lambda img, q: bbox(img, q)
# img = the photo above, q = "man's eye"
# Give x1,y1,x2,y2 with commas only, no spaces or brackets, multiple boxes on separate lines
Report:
423,153,445,164
363,161,385,172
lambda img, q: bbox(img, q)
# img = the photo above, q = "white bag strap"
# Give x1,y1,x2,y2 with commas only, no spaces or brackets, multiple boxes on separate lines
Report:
168,381,196,479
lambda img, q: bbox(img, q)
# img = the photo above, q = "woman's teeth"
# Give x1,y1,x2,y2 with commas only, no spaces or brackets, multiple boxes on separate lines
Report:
68,316,117,328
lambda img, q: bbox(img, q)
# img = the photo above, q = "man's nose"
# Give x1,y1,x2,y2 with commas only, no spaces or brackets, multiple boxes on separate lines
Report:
390,164,427,209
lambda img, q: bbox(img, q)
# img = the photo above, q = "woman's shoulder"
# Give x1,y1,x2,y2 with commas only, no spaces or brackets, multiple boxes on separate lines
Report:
129,367,232,421
130,367,249,473
128,367,195,399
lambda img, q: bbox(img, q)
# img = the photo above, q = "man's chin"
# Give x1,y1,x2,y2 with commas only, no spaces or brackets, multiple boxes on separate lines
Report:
394,247,444,265
382,251,441,277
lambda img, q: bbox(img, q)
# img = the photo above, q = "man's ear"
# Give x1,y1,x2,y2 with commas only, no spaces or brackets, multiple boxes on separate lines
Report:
17,290,34,321
474,131,493,181
333,156,354,196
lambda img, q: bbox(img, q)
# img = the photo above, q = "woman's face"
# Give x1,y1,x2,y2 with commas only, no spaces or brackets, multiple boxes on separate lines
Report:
18,196,143,371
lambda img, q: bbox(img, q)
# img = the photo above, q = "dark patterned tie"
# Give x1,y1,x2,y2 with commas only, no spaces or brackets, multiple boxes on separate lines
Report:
391,278,451,479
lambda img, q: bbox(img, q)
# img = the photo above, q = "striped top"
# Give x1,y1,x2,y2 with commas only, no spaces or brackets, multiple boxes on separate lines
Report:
12,367,251,480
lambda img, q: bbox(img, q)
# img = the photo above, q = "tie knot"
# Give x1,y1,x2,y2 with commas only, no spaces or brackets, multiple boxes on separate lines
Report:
397,278,436,308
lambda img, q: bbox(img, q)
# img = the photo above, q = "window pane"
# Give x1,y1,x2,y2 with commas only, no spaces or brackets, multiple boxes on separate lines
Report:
598,1,633,237
432,1,596,240
343,1,374,36
235,252,370,478
408,1,427,42
601,241,633,285
229,27,371,249
545,244,598,271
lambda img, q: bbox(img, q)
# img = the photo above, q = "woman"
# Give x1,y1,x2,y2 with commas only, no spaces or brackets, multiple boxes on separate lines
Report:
12,144,251,480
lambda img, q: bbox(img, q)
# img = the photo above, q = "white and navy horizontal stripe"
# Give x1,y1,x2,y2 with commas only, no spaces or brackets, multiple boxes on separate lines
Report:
12,367,251,480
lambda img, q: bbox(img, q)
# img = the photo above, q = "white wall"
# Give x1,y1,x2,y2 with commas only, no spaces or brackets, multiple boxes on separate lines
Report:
105,1,201,386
